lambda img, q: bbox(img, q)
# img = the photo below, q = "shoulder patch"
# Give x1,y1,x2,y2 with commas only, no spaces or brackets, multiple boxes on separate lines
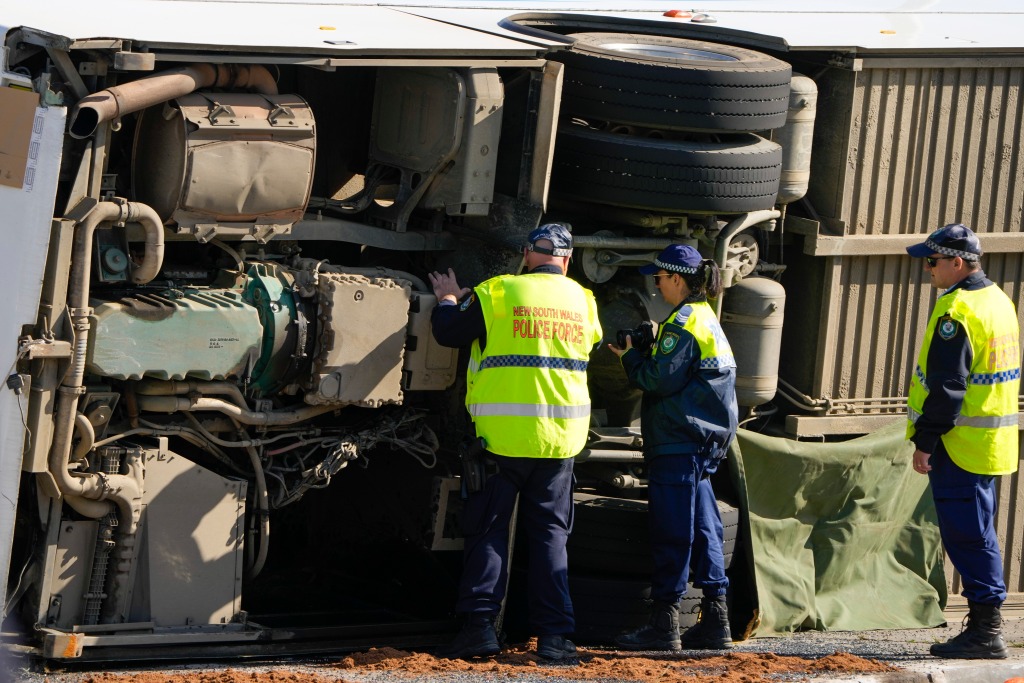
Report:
936,315,959,341
459,293,476,311
660,331,680,354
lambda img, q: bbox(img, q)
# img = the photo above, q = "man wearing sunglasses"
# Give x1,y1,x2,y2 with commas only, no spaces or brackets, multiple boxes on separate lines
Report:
905,223,1020,659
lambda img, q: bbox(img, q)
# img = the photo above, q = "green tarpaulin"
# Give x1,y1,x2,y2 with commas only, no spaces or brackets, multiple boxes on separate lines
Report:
730,421,947,635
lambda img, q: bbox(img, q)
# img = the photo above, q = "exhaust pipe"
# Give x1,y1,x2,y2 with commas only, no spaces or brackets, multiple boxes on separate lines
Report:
69,63,278,139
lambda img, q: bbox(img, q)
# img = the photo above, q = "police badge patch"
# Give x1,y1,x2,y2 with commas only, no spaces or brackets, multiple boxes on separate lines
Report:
937,316,958,340
459,293,475,311
660,332,679,354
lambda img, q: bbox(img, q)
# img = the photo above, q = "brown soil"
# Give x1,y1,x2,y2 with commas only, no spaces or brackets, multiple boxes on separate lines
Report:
80,641,897,683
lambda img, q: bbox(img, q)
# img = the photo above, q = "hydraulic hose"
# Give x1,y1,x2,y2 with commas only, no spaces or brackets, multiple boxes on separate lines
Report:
136,395,337,426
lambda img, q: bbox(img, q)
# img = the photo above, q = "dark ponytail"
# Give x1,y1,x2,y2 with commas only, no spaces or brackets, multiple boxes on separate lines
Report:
682,259,723,302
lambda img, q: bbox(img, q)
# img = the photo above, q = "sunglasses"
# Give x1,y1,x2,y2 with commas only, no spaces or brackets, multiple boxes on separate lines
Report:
925,256,955,267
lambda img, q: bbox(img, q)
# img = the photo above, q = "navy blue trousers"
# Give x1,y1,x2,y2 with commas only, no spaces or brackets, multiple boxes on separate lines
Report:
928,442,1006,605
648,453,729,603
456,454,575,635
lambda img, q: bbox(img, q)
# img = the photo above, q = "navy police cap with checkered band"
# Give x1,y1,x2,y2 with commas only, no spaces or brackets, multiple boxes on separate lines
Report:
527,223,573,257
906,223,982,261
639,244,702,275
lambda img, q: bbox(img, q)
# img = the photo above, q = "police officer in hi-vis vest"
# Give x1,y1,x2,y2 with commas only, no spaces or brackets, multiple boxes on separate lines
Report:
608,244,739,652
429,223,602,662
905,224,1020,659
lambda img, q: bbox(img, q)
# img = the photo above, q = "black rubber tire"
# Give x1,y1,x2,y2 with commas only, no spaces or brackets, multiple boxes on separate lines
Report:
568,573,702,645
569,493,739,576
553,33,792,132
552,126,782,213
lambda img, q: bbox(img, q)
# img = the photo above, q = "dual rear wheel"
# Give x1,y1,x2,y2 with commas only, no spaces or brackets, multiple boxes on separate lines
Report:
551,32,792,213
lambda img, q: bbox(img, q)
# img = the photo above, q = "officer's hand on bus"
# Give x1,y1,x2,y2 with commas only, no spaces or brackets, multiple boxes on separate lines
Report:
429,268,472,305
607,335,633,358
912,449,932,474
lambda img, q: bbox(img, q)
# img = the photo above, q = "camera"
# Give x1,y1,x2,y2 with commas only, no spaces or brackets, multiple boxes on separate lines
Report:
615,320,656,352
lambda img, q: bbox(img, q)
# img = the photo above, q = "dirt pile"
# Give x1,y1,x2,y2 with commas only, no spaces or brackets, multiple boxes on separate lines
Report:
81,642,896,683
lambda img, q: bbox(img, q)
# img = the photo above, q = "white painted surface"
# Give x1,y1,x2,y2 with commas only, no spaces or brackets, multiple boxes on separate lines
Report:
2,1,1023,54
0,103,64,613
0,1,547,55
406,4,1024,52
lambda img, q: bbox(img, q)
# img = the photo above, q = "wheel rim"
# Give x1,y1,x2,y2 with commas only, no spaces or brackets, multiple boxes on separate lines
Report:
599,42,737,62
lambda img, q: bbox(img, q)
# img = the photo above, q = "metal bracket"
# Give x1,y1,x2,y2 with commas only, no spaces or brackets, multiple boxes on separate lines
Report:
113,51,155,72
207,102,237,126
827,52,862,71
267,103,295,125
251,223,285,244
22,339,72,360
40,628,85,659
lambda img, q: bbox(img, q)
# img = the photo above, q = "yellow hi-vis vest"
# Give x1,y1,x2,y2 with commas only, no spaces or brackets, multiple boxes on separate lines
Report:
907,283,1020,475
466,273,602,459
656,300,736,370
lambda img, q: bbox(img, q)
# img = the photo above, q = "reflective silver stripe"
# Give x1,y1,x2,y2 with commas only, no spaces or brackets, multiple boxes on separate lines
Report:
907,407,1017,429
956,414,1019,429
468,403,591,419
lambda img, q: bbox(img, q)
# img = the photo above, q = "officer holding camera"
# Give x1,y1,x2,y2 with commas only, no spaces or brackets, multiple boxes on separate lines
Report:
608,244,738,651
429,223,603,662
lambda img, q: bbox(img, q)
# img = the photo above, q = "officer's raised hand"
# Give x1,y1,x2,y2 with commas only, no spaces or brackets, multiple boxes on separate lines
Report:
429,268,472,304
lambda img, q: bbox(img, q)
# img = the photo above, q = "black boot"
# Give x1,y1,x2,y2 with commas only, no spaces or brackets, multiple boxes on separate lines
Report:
680,595,733,650
438,614,501,659
930,602,1008,659
536,634,578,661
614,600,681,651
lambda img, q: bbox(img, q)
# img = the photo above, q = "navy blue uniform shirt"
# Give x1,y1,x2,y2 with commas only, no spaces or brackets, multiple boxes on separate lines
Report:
620,300,738,459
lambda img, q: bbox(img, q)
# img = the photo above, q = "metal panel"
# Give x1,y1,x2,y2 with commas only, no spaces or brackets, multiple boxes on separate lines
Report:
0,102,65,614
815,253,1023,404
799,61,1024,604
134,449,246,627
804,63,1024,405
842,65,1024,239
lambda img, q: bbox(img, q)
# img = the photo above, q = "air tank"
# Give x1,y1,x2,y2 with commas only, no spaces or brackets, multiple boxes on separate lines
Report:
720,277,786,407
774,73,817,206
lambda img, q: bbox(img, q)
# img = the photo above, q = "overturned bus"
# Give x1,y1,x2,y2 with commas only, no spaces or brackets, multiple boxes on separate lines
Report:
0,0,1021,662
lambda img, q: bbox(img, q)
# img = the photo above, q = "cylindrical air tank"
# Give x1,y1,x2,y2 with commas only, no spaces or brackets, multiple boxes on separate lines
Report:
774,73,817,206
720,276,786,407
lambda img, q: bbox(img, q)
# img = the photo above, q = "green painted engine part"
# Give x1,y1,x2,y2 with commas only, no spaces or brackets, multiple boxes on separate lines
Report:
87,289,263,381
243,263,302,394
